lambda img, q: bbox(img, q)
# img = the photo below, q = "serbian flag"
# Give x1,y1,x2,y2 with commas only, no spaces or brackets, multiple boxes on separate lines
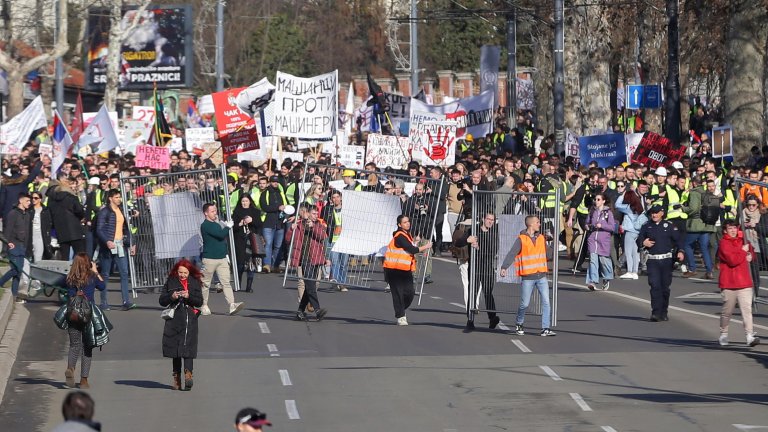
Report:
186,98,204,128
52,109,73,175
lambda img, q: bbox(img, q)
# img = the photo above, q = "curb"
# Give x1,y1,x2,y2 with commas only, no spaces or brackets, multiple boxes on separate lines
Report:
0,288,30,406
0,289,12,343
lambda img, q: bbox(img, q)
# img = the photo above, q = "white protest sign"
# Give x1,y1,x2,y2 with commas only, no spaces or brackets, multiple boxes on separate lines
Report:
132,105,156,123
565,128,580,160
273,70,338,138
185,127,215,151
409,90,494,140
0,96,47,154
412,121,458,167
169,137,184,152
122,120,152,154
625,132,645,162
365,134,411,169
336,144,365,168
39,143,53,157
198,95,214,115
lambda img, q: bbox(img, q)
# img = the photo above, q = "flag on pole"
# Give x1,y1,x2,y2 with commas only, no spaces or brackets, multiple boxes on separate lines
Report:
77,105,119,154
52,109,73,175
186,98,204,128
70,91,84,145
153,83,173,145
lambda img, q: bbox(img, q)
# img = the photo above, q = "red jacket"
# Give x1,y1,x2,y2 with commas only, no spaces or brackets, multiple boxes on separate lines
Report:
717,233,754,290
286,219,328,266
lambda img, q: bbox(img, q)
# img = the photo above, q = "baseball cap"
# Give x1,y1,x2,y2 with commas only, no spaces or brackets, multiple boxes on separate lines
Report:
235,408,272,428
269,175,280,182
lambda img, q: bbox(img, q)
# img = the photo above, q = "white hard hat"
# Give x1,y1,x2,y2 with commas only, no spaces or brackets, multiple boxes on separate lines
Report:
283,205,295,216
88,176,101,186
655,167,668,177
671,161,684,169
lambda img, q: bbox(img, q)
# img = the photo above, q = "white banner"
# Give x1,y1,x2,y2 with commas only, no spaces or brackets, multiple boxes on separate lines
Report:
273,70,338,138
185,127,215,151
336,144,364,168
625,132,645,161
148,192,204,259
0,96,47,154
131,105,156,123
122,120,153,154
365,134,411,169
409,90,494,141
332,191,402,256
412,121,458,167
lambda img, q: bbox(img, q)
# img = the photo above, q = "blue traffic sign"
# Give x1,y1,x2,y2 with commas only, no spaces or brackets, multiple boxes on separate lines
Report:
626,84,662,110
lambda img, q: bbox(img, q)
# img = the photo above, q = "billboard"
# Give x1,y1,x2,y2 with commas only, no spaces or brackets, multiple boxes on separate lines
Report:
85,5,193,90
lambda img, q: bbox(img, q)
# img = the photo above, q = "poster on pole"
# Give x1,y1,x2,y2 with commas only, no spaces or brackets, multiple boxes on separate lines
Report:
631,132,686,168
185,127,215,152
122,119,153,154
273,70,338,139
578,133,627,168
365,134,411,169
711,125,733,158
565,128,580,163
624,132,645,162
212,87,260,157
409,90,494,141
336,145,365,168
412,121,458,167
135,144,171,170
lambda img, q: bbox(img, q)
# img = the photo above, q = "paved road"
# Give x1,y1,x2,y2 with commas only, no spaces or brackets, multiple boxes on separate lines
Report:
1,258,767,432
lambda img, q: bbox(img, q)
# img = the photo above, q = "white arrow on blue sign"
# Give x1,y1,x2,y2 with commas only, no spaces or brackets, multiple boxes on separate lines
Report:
626,85,643,110
625,84,662,110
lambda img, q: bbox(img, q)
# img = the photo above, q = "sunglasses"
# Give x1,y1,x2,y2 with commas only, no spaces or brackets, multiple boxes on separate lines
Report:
617,184,626,188
32,197,41,201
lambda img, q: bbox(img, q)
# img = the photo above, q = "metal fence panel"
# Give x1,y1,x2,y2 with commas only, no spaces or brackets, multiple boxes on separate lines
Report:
467,188,560,327
119,166,239,291
283,164,444,302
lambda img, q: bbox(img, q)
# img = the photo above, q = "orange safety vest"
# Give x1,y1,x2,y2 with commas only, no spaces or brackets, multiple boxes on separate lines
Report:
383,230,417,272
514,233,548,276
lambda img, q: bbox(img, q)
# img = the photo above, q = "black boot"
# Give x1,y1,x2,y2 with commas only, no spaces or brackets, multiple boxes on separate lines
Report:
245,273,254,293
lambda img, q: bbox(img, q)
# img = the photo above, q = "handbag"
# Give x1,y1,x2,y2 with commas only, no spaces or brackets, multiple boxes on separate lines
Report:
66,289,92,325
161,301,179,320
54,303,69,330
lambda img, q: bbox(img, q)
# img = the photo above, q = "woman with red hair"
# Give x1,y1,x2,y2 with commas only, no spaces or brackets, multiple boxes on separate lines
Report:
159,259,204,390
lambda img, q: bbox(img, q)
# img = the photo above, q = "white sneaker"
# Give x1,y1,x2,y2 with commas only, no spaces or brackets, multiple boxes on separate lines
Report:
718,333,728,346
396,316,408,326
746,333,760,347
619,273,633,279
558,243,567,252
631,273,639,280
200,305,211,316
229,302,245,316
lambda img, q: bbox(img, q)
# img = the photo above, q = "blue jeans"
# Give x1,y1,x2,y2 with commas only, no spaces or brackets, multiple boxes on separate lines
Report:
0,251,25,296
263,227,284,268
516,277,551,329
684,232,713,272
624,231,640,273
99,248,131,305
327,241,348,283
587,252,614,284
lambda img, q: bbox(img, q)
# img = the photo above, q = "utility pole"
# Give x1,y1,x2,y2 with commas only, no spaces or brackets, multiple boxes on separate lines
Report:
410,0,419,95
663,0,681,144
553,0,565,155
215,0,224,91
506,9,516,128
54,0,63,112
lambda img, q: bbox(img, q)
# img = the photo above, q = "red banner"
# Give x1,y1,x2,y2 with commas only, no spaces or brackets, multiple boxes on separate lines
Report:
631,132,685,168
212,88,260,158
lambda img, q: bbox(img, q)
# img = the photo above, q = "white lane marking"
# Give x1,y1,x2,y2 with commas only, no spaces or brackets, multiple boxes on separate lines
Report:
285,400,300,419
557,280,768,331
267,344,280,357
279,369,292,386
511,339,532,353
258,322,271,334
539,365,563,381
430,296,443,300
569,392,593,412
449,302,466,309
433,257,456,263
498,322,510,331
601,427,618,432
733,424,768,430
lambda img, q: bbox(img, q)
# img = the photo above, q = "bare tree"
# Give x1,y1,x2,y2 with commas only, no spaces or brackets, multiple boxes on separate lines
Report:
0,0,68,116
102,0,151,110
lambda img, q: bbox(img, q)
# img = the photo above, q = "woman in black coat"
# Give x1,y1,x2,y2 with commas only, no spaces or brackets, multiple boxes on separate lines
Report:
159,259,203,391
232,194,263,293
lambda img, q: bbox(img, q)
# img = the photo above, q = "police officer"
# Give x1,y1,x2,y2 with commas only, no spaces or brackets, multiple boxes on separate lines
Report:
637,205,685,322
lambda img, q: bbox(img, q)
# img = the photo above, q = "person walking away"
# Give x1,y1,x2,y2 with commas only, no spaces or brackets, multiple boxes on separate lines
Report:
51,391,101,432
682,177,719,279
383,215,432,325
96,189,136,311
200,203,245,316
499,215,556,336
47,175,87,258
717,221,760,347
0,193,33,303
455,212,500,330
637,205,685,321
64,253,106,389
585,193,615,291
287,203,328,321
615,186,646,279
232,195,263,293
160,259,204,390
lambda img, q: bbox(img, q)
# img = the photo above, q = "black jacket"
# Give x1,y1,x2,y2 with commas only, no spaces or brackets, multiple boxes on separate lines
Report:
0,161,42,220
259,186,285,229
3,206,33,256
232,205,263,267
46,183,86,243
159,276,203,359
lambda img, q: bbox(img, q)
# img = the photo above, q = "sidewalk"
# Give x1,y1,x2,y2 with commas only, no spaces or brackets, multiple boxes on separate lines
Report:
0,263,31,405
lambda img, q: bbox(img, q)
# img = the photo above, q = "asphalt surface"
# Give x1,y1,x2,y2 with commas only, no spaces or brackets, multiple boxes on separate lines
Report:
1,257,767,432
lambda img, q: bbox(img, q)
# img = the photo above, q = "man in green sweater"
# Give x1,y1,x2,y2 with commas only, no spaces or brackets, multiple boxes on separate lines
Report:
200,203,245,316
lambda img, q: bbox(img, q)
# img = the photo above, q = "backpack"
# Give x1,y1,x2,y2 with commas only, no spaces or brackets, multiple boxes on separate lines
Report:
700,205,720,225
66,289,92,325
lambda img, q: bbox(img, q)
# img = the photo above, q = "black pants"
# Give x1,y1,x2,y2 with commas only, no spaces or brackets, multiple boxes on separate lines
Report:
60,239,86,259
647,258,673,317
434,218,444,252
385,268,414,318
172,357,194,373
575,213,588,269
298,263,320,312
472,266,497,319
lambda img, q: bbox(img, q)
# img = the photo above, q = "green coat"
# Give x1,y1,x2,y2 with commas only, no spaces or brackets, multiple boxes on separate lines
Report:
684,187,717,233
